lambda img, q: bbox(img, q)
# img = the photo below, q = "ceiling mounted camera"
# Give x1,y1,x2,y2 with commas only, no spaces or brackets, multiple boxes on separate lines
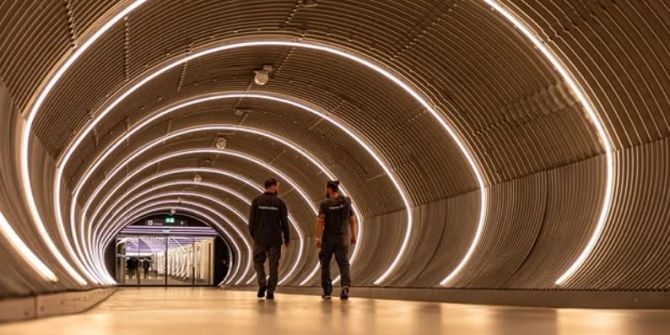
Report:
254,65,273,85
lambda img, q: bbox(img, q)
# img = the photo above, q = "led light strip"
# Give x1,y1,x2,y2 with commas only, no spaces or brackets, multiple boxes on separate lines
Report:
74,119,362,285
83,149,308,285
91,171,257,284
97,183,248,260
483,0,614,286
95,168,260,236
104,180,249,226
86,167,298,284
108,202,245,285
101,192,253,285
96,179,294,284
80,140,315,251
117,213,233,282
18,0,146,285
87,167,303,284
56,40,479,286
109,201,244,285
0,211,58,281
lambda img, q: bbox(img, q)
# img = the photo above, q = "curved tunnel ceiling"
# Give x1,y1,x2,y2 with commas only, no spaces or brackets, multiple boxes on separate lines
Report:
1,0,669,297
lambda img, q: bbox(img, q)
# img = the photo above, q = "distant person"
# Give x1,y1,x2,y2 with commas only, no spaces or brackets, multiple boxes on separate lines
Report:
127,257,138,279
143,259,151,279
316,180,357,300
249,178,290,300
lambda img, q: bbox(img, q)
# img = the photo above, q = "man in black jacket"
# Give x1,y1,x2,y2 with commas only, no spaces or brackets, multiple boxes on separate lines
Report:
316,180,357,300
249,178,290,300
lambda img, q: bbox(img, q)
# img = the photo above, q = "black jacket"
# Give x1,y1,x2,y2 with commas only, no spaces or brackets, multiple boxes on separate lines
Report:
249,192,290,246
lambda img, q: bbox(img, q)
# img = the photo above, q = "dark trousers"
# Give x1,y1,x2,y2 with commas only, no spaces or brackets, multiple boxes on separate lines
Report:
253,244,281,291
320,235,351,295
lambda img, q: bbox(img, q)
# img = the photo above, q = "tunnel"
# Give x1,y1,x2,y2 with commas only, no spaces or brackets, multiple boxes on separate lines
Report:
0,0,669,333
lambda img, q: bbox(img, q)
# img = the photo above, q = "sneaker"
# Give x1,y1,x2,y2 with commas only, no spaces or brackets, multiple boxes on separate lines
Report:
340,286,350,300
322,293,332,300
266,291,275,300
257,286,267,299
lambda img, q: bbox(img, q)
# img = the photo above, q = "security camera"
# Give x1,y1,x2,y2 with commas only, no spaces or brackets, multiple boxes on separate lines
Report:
193,174,202,183
254,65,273,85
215,137,227,149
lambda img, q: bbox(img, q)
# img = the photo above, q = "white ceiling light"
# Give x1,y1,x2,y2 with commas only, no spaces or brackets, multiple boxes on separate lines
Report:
87,168,304,285
71,97,365,284
90,169,262,284
77,120,363,285
18,0,146,286
0,211,58,282
102,192,253,284
215,137,227,149
107,202,246,285
253,65,273,85
84,149,307,285
482,0,614,287
53,40,486,287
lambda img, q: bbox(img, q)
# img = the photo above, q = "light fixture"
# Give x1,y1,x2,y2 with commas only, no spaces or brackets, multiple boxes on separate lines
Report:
0,211,58,282
89,172,275,285
85,148,307,285
215,137,227,149
18,0,147,286
482,0,614,287
54,40,489,287
108,202,247,285
83,120,368,286
109,197,253,285
68,96,370,285
302,0,318,7
90,171,258,283
253,65,273,85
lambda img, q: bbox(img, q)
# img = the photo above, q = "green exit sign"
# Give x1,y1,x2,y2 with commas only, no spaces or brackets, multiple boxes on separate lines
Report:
165,217,175,224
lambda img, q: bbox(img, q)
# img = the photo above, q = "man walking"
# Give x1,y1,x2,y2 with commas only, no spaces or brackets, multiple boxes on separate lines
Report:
249,178,290,300
316,180,358,300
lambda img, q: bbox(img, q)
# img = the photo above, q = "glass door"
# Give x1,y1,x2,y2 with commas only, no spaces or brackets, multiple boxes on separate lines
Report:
116,234,216,286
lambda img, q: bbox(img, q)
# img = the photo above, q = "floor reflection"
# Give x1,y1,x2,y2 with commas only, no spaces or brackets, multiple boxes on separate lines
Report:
0,288,668,335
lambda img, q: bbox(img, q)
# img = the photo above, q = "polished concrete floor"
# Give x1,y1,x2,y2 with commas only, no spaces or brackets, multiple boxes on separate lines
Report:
1,288,669,335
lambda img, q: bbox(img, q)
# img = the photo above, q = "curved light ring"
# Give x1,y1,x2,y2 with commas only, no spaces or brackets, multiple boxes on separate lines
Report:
101,190,248,251
106,201,244,285
100,191,252,285
96,179,289,285
55,40,483,285
80,136,315,240
108,202,245,285
104,180,249,226
483,0,614,286
0,211,58,281
122,201,244,285
18,1,146,285
89,167,299,286
96,181,248,268
84,149,308,285
96,168,262,235
112,206,241,285
74,120,362,285
88,167,304,284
